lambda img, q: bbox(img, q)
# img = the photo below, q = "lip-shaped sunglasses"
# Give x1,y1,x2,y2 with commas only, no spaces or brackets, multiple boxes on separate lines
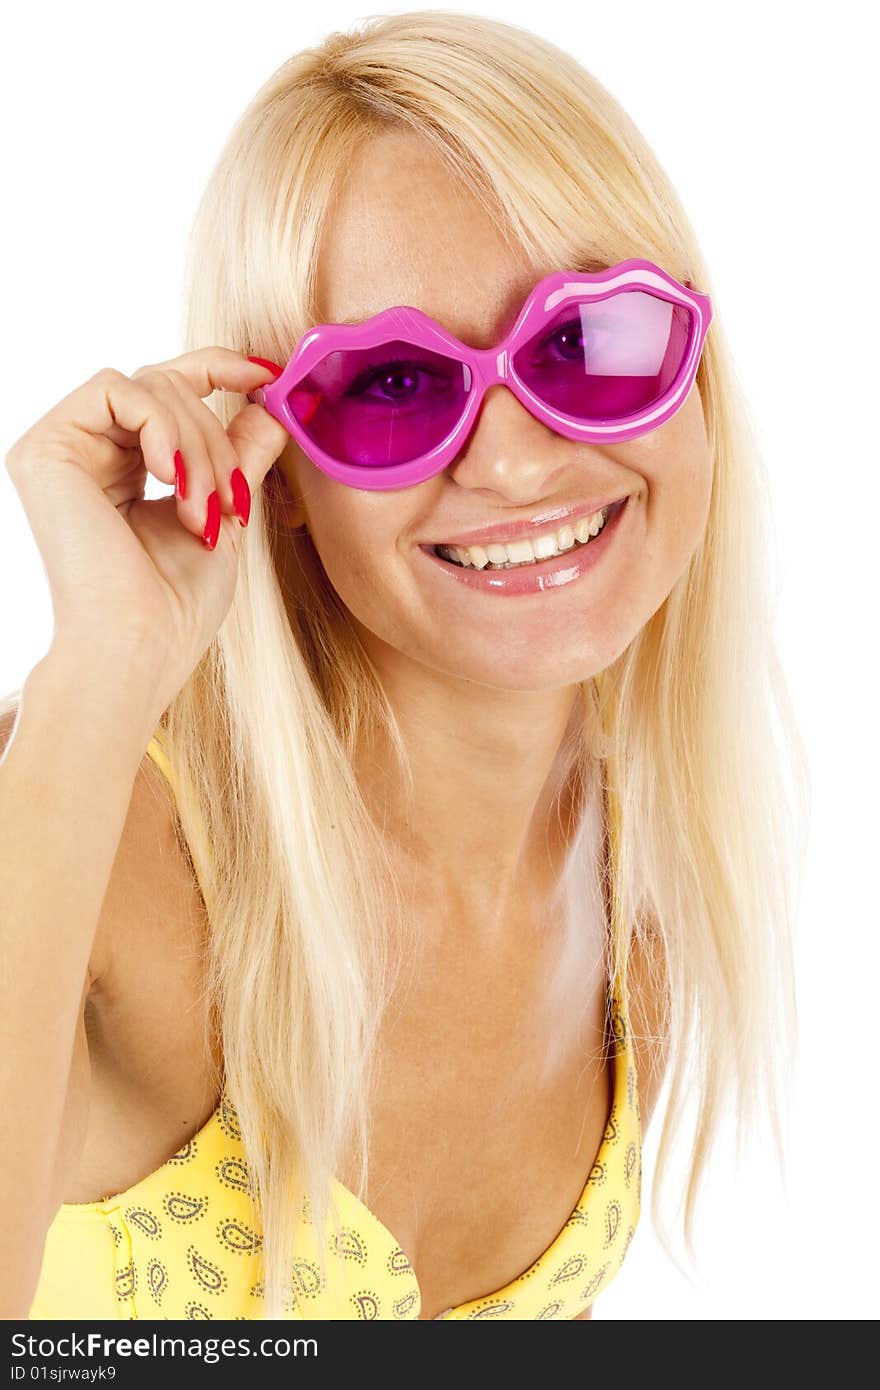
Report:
246,258,713,492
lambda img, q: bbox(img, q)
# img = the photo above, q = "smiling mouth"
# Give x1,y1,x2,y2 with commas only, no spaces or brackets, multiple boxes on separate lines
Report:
427,498,628,571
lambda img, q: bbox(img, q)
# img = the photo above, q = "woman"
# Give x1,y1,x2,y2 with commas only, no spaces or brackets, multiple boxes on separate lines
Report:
0,12,808,1320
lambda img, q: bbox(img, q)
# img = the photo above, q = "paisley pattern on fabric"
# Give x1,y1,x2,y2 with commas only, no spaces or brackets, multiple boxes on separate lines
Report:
28,736,642,1321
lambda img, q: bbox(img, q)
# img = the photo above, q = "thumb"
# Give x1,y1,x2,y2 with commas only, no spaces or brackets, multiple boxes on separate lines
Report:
226,401,293,492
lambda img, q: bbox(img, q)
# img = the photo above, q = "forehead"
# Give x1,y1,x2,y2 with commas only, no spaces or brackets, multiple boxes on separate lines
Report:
313,130,548,349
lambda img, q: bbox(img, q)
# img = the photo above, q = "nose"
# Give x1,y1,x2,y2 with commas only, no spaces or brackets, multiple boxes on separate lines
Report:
445,380,567,499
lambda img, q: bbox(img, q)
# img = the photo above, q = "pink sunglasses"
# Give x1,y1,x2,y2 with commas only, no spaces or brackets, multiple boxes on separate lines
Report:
246,258,713,492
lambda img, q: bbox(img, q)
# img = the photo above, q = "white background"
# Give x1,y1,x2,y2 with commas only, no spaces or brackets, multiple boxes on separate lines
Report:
1,1,877,1320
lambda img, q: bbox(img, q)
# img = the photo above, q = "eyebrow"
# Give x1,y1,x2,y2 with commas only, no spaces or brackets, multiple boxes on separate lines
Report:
331,260,614,337
331,277,539,344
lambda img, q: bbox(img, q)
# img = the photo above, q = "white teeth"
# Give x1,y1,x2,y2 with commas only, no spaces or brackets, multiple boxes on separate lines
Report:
435,507,612,570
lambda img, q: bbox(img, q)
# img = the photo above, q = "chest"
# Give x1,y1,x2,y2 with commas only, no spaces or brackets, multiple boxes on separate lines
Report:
339,923,615,1315
73,883,614,1319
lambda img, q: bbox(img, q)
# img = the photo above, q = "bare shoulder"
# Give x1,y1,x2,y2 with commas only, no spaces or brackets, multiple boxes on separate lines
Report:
3,691,216,1210
89,739,202,989
625,916,670,1131
0,695,192,989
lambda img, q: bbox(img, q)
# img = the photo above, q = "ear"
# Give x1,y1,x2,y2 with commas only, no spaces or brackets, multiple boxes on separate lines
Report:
267,454,308,531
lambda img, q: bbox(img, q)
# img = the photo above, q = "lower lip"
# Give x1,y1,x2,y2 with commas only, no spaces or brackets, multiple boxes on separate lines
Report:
417,497,630,596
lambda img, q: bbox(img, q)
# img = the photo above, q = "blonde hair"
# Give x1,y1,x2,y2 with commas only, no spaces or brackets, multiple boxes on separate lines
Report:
4,10,810,1317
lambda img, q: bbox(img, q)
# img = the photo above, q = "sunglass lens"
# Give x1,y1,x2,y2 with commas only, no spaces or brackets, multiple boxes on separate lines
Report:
286,339,470,468
511,289,694,423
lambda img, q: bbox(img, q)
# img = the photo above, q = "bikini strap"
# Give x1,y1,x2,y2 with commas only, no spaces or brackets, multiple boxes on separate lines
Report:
603,758,629,1012
143,735,216,918
145,735,174,788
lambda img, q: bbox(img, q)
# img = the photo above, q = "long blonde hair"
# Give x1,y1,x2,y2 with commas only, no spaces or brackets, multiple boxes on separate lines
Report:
4,10,810,1317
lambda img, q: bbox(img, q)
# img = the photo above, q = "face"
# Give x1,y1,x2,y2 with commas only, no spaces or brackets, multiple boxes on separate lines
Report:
274,128,713,689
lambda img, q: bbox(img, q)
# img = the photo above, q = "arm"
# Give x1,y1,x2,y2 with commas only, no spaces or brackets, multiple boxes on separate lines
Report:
0,644,159,1318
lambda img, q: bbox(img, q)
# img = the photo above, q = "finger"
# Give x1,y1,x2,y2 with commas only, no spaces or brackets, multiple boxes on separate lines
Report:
162,368,244,521
225,402,294,509
36,367,181,490
133,368,223,547
137,346,283,404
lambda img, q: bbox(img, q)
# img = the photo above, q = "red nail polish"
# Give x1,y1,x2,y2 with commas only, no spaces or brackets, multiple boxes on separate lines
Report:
203,491,221,549
230,468,251,527
174,449,187,499
246,355,283,379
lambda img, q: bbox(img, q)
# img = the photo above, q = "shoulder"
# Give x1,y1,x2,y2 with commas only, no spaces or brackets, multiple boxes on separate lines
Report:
624,916,670,1131
0,698,186,991
90,741,201,988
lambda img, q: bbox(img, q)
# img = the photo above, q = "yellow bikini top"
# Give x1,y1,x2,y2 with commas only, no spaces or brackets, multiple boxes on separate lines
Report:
28,738,642,1321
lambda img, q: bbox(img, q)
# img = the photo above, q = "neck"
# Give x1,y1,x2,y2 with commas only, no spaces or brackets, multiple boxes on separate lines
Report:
354,661,597,940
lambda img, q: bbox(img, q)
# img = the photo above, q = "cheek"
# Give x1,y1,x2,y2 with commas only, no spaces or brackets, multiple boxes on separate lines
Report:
316,525,430,659
288,459,416,638
646,394,713,567
316,524,390,605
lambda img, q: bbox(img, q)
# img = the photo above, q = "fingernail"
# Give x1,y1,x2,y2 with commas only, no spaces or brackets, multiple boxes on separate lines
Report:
230,467,251,527
203,491,221,550
174,449,187,499
246,355,283,379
